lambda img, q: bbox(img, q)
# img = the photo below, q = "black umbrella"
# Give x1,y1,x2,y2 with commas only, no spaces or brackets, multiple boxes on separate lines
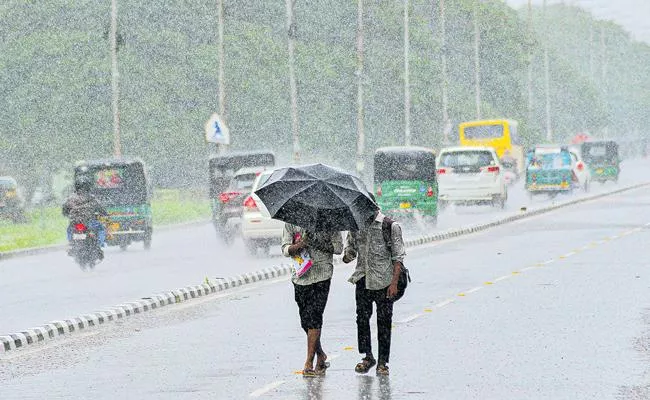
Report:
254,163,378,232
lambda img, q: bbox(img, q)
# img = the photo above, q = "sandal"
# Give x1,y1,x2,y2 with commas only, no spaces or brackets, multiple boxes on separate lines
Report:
376,363,389,376
302,368,317,378
315,361,330,374
354,356,376,374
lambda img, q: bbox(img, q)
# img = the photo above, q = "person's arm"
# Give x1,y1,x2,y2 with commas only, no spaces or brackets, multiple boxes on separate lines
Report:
342,231,358,263
386,223,406,299
281,224,306,257
331,231,343,255
62,200,71,218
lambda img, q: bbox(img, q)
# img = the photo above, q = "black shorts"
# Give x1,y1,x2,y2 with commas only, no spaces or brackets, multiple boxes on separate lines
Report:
294,279,331,331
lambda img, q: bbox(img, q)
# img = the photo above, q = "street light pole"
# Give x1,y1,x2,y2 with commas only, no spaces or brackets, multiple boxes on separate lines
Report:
439,0,450,144
527,0,533,124
543,0,552,142
110,0,122,158
403,0,411,146
286,0,300,163
473,2,481,120
216,0,226,154
356,0,365,176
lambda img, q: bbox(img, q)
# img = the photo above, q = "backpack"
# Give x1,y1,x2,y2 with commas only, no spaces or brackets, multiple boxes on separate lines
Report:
381,216,411,301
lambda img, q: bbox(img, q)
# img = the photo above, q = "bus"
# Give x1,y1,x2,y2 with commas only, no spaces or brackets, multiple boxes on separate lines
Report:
373,146,438,224
458,119,524,175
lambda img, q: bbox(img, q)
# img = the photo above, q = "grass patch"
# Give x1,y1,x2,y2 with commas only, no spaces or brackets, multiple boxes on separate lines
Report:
0,190,211,253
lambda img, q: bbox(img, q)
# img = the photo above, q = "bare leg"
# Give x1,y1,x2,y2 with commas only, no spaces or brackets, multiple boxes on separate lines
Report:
316,337,328,368
304,328,320,371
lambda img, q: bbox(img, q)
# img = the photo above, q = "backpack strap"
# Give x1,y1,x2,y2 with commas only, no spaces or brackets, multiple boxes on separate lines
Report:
381,216,394,253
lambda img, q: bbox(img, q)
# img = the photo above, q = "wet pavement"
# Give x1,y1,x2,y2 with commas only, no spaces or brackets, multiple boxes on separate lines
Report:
2,176,650,399
1,161,648,334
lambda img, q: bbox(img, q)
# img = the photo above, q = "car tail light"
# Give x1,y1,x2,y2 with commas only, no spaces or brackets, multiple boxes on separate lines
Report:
437,168,447,175
74,223,87,232
243,195,258,211
219,191,241,203
482,166,500,173
576,162,584,171
426,187,434,197
377,186,382,197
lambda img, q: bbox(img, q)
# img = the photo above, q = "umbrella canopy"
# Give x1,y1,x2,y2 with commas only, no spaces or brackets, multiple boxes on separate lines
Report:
254,163,378,232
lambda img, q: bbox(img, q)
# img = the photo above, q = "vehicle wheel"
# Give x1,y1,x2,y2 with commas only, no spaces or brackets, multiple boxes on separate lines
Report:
244,240,257,256
119,243,129,251
426,215,438,228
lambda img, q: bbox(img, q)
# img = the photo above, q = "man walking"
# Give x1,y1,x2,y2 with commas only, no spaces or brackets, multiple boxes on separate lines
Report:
282,224,343,377
343,201,406,376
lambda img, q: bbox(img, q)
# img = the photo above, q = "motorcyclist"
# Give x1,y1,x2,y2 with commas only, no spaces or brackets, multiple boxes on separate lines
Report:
62,176,108,258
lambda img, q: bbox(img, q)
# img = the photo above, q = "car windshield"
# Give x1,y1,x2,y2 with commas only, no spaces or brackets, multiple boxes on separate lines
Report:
583,143,617,162
463,125,504,140
528,152,572,169
439,151,495,168
229,173,258,191
77,164,148,206
374,151,436,182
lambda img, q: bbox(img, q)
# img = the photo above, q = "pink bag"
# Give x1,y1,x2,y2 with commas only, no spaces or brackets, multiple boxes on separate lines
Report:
292,233,313,277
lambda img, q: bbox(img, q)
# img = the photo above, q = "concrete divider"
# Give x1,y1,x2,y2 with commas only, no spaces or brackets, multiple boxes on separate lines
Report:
2,183,648,354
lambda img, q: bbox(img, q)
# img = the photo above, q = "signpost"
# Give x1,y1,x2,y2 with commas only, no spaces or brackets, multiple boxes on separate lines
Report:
205,113,230,152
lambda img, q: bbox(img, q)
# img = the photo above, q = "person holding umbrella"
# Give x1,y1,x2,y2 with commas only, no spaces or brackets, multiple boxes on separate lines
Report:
343,193,406,376
254,164,379,377
282,225,342,376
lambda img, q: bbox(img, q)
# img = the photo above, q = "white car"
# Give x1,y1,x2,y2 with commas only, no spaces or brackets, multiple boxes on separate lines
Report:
568,149,591,192
436,146,507,208
240,169,284,256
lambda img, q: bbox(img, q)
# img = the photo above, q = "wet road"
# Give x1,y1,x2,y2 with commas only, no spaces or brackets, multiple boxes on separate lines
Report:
1,161,648,334
2,175,650,399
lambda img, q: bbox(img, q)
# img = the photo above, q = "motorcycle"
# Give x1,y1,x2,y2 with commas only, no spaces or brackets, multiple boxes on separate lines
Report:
68,221,104,269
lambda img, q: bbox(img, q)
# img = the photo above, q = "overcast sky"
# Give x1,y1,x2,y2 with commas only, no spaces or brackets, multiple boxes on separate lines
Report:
505,0,650,44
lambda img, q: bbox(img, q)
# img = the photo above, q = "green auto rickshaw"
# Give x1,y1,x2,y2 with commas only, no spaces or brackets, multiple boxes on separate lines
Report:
581,140,620,183
74,158,152,250
373,146,438,225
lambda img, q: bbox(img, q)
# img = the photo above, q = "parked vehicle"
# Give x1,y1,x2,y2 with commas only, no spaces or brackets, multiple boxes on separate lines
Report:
74,159,152,250
581,140,620,183
208,151,275,241
373,146,438,224
0,177,27,223
241,168,284,256
525,147,574,198
218,167,267,245
437,146,507,208
458,119,525,175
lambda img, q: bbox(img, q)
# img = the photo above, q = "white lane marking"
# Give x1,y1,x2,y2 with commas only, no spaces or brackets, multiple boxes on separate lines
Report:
435,299,454,308
560,251,576,258
398,314,422,324
465,287,483,294
521,266,535,272
494,275,510,282
250,380,286,398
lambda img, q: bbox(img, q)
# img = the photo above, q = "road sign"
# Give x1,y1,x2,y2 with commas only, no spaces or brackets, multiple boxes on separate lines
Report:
205,113,230,145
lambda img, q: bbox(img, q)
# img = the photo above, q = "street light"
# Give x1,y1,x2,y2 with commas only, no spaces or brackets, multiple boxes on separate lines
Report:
110,0,121,158
403,0,411,146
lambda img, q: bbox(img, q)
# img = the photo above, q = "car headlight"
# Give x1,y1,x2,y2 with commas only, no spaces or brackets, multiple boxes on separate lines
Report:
5,190,16,198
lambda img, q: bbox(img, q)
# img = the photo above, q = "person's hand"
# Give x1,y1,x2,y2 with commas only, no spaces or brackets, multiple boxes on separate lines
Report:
387,282,398,299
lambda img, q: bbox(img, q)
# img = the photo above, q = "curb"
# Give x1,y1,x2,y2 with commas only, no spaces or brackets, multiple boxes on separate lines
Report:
0,219,212,262
2,183,648,354
0,265,293,353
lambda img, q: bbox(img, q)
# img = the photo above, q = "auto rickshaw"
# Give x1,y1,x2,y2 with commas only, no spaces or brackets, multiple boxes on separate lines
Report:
581,140,620,183
74,158,152,250
373,146,438,225
208,151,275,242
525,147,574,198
